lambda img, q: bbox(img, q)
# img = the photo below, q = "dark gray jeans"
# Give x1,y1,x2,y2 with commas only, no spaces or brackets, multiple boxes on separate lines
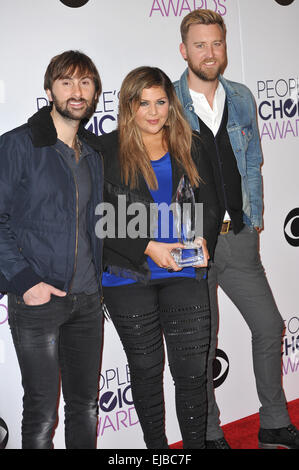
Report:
206,225,289,440
8,292,103,449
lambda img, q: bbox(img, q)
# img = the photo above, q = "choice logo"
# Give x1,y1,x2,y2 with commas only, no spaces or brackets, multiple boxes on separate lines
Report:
284,208,299,247
0,418,9,449
282,316,299,376
213,348,229,388
257,77,299,141
60,0,89,7
37,88,118,136
275,0,295,5
97,365,139,438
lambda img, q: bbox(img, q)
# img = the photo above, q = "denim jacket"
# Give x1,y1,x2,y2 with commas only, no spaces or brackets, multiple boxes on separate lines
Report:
174,69,263,228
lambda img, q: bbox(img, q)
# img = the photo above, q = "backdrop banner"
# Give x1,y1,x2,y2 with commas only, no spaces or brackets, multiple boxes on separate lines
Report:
0,0,298,449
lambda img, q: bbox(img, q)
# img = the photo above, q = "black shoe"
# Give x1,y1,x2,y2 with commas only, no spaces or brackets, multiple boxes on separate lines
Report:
258,424,299,449
206,437,231,449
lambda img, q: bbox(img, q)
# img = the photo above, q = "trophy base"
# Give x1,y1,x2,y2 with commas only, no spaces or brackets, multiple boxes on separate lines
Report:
171,244,204,268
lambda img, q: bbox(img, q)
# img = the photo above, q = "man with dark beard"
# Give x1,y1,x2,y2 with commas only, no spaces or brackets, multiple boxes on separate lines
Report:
0,51,104,449
174,10,299,450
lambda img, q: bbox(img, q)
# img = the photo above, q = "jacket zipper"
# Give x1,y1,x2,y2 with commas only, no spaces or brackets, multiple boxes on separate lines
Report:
68,167,79,293
98,153,105,304
98,151,110,319
55,148,79,293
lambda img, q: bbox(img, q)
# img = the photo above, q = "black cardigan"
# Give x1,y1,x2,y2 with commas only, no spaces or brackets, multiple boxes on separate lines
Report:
98,130,221,282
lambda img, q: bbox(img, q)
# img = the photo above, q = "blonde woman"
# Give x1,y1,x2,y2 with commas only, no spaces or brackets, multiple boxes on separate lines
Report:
98,67,221,449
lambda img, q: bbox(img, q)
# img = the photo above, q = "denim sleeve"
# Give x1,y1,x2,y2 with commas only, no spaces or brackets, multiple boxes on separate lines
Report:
245,91,264,228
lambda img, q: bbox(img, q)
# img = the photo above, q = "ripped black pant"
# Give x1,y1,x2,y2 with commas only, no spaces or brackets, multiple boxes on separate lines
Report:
103,277,210,449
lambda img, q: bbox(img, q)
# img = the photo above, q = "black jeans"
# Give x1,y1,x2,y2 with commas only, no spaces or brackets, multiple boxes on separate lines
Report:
8,292,103,449
103,277,210,449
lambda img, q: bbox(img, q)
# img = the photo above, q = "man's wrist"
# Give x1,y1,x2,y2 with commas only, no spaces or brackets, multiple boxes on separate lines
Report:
11,267,43,297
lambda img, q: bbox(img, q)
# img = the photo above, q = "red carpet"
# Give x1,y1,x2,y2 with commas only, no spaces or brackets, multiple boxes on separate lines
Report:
170,399,299,449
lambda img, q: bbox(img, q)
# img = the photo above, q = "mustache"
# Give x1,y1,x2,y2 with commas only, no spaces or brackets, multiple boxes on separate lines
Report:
201,58,217,64
67,98,87,104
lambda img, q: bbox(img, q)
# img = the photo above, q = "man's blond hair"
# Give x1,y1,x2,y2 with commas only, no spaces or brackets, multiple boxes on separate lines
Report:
180,9,226,43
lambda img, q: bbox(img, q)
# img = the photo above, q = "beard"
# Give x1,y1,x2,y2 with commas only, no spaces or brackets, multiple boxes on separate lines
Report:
51,92,97,121
187,58,225,82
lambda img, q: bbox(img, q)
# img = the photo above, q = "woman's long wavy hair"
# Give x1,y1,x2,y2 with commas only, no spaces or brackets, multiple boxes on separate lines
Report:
118,66,200,190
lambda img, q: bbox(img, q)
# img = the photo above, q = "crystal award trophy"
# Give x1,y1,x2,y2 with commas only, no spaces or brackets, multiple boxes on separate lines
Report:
171,175,204,268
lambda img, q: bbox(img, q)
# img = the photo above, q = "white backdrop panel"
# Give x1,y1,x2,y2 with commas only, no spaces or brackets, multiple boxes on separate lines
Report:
0,0,298,449
238,0,299,402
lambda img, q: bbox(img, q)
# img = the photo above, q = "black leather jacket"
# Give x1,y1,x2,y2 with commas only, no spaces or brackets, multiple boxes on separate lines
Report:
98,130,221,283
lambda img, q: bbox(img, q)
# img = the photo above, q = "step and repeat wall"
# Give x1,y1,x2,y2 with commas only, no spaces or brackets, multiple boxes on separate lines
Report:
0,0,298,449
